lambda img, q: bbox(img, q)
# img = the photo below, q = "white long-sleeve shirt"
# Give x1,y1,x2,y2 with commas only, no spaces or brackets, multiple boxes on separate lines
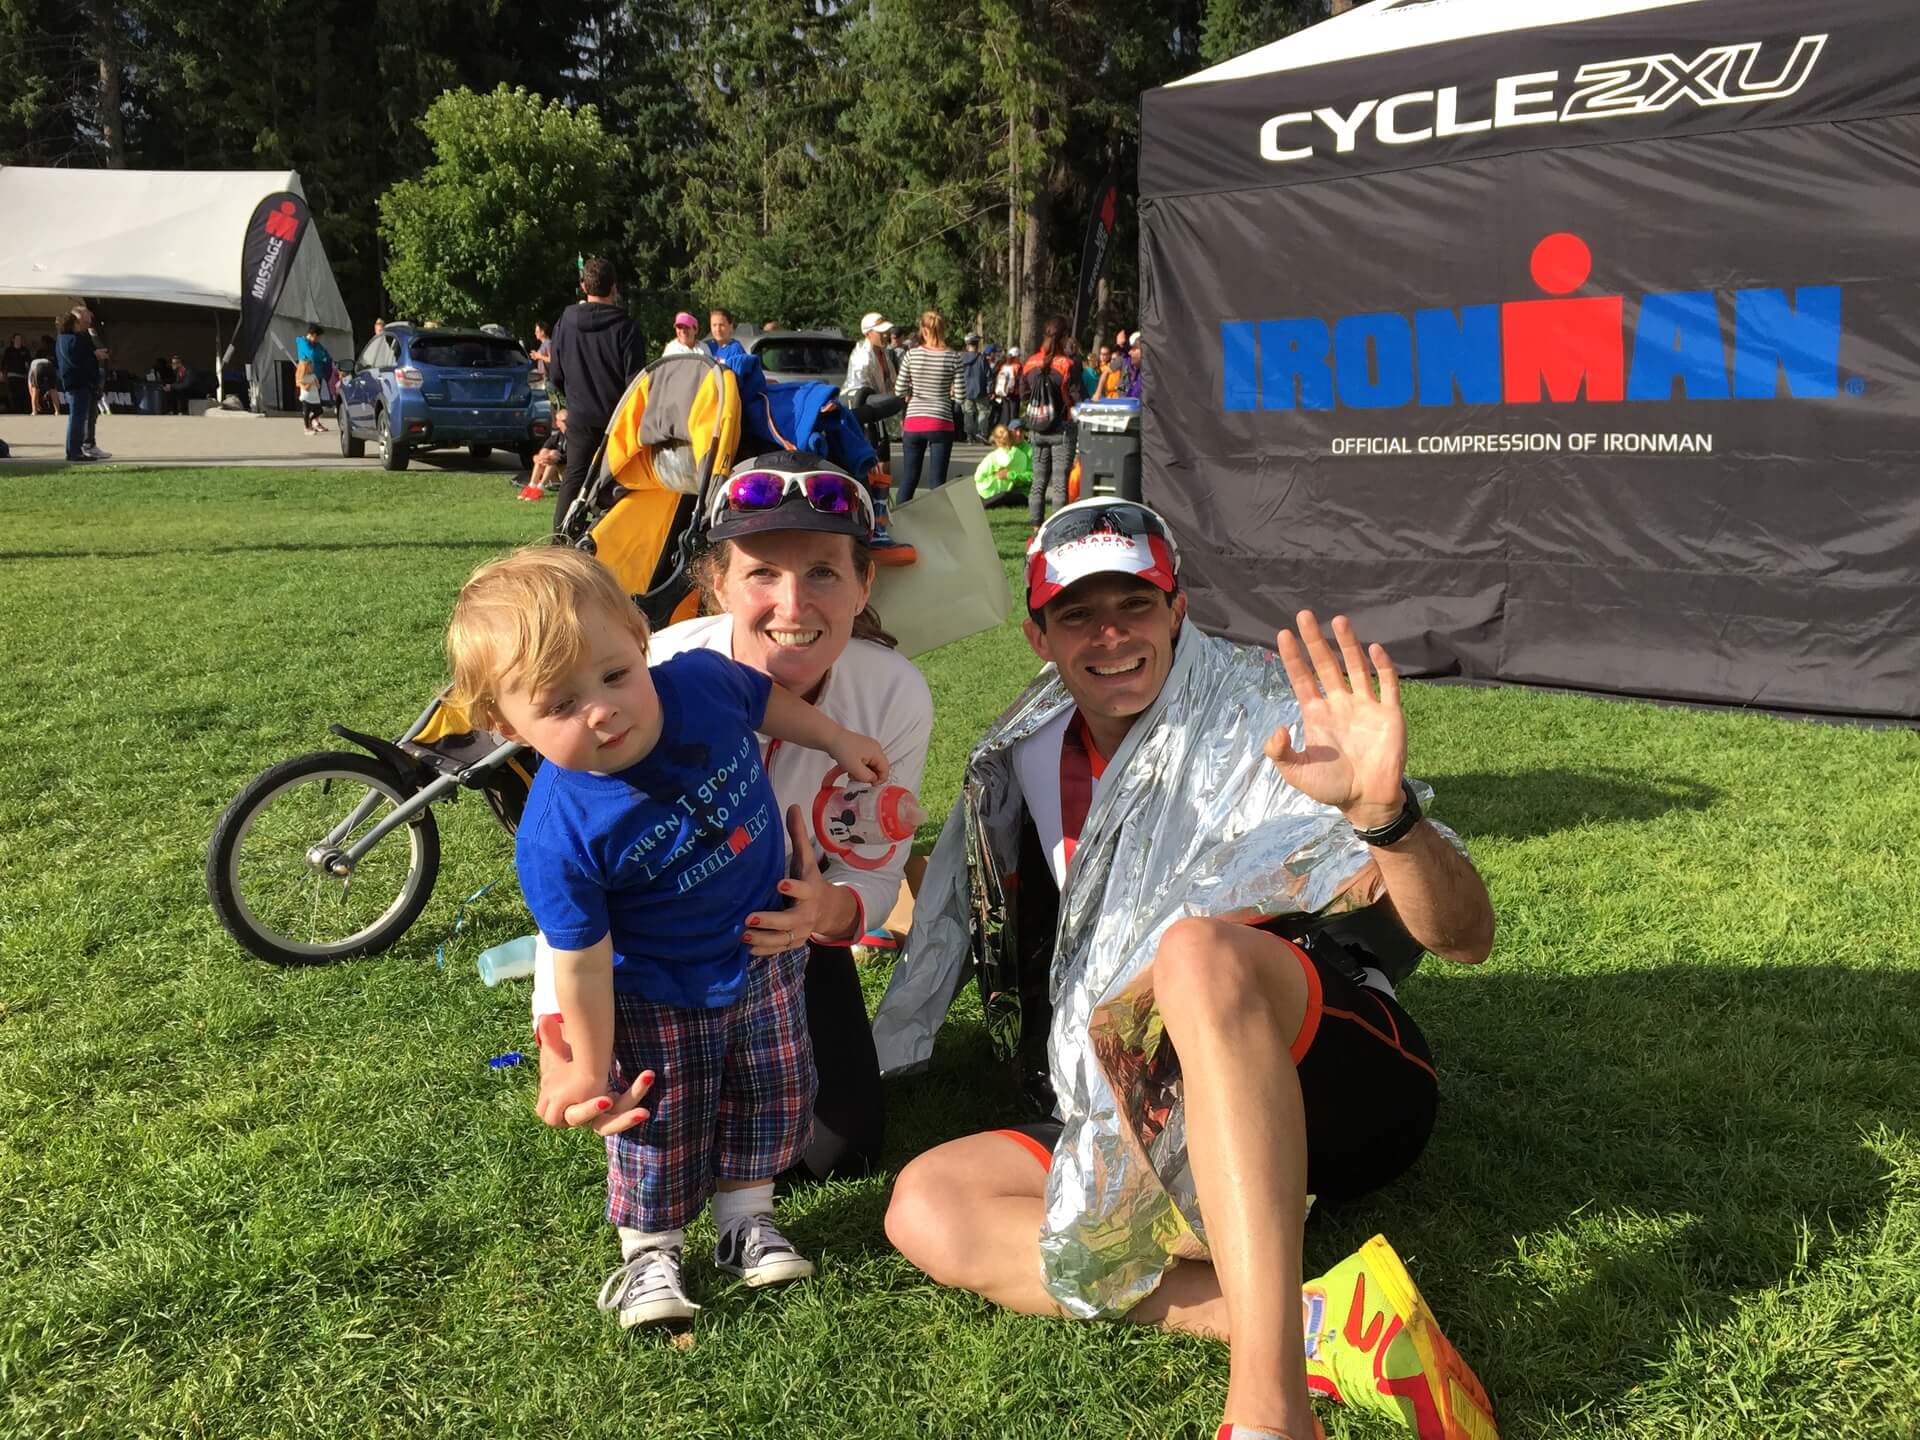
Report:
841,337,893,398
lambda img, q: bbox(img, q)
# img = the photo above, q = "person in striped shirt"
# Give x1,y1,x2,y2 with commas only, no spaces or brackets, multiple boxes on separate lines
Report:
891,309,966,504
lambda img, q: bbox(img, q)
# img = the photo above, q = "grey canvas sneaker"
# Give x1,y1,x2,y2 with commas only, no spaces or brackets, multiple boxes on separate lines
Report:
713,1214,815,1287
596,1246,699,1327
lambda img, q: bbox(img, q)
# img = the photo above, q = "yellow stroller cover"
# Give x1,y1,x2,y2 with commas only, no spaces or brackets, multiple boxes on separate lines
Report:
570,351,743,627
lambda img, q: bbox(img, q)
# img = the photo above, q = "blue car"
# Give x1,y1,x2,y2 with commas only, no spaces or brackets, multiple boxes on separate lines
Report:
337,324,552,471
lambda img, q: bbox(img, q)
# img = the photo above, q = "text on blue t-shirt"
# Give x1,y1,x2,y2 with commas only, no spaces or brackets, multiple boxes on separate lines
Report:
514,649,784,1008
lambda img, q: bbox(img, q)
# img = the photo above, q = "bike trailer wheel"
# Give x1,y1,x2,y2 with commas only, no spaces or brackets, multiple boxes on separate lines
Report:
206,750,441,965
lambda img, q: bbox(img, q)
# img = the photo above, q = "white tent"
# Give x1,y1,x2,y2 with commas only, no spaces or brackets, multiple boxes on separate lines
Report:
0,166,353,411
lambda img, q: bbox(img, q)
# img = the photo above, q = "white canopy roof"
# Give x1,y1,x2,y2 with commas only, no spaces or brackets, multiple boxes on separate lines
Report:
1172,0,1706,86
0,165,350,331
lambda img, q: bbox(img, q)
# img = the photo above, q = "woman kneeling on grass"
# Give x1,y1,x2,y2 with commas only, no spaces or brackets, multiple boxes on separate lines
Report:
530,452,933,1279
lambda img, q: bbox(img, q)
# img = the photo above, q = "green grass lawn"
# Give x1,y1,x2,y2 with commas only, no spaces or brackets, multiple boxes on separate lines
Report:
3,466,1917,1439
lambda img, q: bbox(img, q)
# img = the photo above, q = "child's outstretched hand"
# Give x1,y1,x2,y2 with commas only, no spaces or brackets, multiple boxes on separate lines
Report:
533,1011,654,1136
830,727,890,785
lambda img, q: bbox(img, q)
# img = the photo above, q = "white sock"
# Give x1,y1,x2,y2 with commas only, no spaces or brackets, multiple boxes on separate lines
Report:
618,1226,684,1260
709,1182,775,1234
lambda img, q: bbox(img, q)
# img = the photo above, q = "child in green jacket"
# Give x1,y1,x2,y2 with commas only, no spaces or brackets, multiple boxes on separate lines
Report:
972,424,1032,508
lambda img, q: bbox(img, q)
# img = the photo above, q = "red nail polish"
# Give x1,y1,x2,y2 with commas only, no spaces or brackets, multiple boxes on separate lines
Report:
597,1098,612,1111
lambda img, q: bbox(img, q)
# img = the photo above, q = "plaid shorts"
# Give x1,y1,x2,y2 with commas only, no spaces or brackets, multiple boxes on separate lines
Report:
604,945,815,1232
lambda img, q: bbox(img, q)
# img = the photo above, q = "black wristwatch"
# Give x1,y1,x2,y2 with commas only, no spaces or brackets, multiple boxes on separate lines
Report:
1351,779,1423,848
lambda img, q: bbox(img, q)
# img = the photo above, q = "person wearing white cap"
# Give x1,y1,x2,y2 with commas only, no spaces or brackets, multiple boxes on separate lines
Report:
882,497,1499,1440
840,311,904,450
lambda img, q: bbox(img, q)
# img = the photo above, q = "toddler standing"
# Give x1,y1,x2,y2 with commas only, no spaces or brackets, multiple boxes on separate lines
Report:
447,546,888,1325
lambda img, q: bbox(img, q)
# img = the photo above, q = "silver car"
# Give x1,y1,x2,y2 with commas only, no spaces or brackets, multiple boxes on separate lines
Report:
745,330,853,386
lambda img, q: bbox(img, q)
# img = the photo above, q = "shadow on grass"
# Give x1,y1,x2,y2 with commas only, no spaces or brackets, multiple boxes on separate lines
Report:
0,537,519,562
1315,961,1919,1424
1426,765,1719,840
847,961,1916,1429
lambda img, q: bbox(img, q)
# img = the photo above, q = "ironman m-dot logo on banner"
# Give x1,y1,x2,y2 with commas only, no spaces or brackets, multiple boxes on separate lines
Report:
1220,232,1846,414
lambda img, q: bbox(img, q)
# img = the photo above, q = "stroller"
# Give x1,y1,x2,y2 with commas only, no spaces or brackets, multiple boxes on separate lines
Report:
205,353,746,965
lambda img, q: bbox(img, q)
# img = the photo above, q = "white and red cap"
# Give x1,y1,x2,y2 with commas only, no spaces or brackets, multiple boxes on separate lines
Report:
1025,498,1181,611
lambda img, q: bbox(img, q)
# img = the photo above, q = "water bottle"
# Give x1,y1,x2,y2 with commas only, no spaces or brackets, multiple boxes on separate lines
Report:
821,783,926,848
476,933,538,986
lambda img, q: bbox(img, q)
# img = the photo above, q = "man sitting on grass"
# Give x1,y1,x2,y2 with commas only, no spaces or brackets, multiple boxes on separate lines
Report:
878,499,1500,1440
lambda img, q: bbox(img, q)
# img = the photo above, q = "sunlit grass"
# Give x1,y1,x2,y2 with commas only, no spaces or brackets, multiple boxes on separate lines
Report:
2,466,1915,1437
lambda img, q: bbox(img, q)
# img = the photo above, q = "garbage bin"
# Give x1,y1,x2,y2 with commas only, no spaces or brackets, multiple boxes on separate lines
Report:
1071,398,1141,501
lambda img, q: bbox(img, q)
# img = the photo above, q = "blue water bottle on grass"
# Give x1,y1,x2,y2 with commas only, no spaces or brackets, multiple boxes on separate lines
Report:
477,934,538,986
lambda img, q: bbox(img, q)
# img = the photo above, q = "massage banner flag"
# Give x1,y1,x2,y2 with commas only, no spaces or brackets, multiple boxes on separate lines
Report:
1138,0,1920,721
1071,164,1122,345
222,191,310,368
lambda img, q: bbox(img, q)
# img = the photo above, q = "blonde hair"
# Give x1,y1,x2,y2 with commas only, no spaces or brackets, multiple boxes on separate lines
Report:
991,423,1014,449
918,309,946,347
445,546,649,722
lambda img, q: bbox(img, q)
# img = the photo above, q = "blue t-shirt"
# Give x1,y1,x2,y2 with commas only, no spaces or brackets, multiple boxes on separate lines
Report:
296,336,332,378
515,650,784,1008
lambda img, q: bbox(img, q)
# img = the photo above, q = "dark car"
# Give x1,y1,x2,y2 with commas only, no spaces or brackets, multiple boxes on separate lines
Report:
337,325,552,471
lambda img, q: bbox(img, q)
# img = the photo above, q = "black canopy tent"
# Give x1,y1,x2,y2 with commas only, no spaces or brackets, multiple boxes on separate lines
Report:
1138,0,1920,721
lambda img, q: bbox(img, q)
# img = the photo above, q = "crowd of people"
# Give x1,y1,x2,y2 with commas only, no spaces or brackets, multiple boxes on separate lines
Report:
4,320,199,446
832,306,1144,519
839,311,1144,444
522,256,1145,543
2,321,113,461
6,271,1143,486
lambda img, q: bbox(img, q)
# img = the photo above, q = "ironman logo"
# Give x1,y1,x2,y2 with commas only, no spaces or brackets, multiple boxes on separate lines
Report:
1221,232,1845,412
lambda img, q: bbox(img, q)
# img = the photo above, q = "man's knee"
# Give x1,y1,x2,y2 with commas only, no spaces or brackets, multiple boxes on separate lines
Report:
1153,917,1302,1029
1155,917,1256,1003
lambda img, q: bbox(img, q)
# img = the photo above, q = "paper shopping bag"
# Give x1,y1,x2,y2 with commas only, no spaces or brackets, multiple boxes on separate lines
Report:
872,477,1013,658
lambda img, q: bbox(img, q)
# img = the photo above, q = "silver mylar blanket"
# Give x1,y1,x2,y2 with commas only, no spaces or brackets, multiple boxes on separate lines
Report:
872,625,1443,1317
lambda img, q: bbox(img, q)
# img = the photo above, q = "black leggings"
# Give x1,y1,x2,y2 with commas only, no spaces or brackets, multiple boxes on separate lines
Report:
551,422,599,532
790,940,886,1181
302,401,323,426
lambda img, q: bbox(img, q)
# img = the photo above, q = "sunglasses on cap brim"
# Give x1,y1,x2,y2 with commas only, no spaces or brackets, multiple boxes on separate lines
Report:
1032,502,1180,568
708,469,875,534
